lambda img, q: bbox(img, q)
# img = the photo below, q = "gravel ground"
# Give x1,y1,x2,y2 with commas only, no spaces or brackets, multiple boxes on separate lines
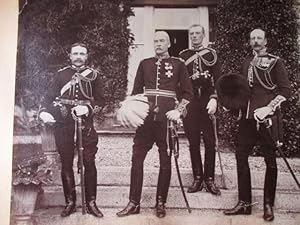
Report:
96,135,300,173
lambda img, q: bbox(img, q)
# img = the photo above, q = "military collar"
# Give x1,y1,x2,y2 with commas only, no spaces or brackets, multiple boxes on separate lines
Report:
191,45,204,51
71,65,87,72
253,48,268,57
155,52,170,60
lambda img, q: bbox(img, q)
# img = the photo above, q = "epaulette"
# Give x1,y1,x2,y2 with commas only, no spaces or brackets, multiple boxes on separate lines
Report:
178,49,189,55
85,67,100,79
171,56,185,63
86,66,99,73
58,66,70,72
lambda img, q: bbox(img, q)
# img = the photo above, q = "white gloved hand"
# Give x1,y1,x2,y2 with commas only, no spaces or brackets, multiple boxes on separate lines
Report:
206,98,217,115
166,109,181,121
72,105,89,116
254,106,273,121
39,112,56,123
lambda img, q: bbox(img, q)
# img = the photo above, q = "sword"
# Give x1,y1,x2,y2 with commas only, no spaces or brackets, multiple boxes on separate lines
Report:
210,115,227,189
76,116,87,214
167,120,192,213
261,116,300,189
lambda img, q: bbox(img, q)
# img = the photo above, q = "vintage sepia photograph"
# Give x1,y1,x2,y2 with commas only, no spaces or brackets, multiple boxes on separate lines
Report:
4,0,300,225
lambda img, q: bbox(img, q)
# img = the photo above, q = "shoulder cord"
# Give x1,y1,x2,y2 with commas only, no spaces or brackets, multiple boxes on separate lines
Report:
73,70,98,100
253,65,276,90
257,59,277,88
198,50,218,67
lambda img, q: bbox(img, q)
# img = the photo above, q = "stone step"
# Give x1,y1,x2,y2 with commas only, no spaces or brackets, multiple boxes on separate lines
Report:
48,166,300,191
30,208,300,225
37,186,300,212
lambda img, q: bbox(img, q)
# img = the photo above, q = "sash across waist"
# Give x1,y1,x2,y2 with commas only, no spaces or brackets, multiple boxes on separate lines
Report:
144,89,176,98
58,99,91,106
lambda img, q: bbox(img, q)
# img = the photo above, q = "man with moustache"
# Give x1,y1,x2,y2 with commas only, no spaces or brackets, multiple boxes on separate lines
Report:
179,24,222,195
223,28,290,222
39,43,105,218
116,31,193,218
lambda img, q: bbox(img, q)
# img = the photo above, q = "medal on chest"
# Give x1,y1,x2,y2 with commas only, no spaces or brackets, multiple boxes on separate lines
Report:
164,62,173,78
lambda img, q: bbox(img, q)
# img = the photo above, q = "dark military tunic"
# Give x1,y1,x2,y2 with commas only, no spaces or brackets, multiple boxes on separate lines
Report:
132,57,193,121
42,65,105,203
236,53,291,205
179,48,221,106
43,66,105,123
241,54,290,119
129,56,193,204
179,47,221,181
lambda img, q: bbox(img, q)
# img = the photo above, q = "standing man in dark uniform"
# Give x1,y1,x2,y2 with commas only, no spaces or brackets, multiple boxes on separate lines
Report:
179,24,222,195
39,43,105,218
223,29,291,221
116,31,193,218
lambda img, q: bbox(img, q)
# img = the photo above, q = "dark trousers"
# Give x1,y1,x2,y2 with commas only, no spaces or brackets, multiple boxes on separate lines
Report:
54,119,98,203
129,119,171,204
236,119,277,205
183,100,216,180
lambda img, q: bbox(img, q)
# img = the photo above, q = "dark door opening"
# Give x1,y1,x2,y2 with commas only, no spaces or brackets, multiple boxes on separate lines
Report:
156,30,189,57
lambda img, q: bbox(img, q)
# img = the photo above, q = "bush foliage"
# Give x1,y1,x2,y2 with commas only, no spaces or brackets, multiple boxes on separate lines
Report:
215,0,300,156
16,0,133,123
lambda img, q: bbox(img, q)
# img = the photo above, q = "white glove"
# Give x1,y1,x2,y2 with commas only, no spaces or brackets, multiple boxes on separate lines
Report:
72,105,89,116
254,106,273,121
166,109,181,121
39,112,56,123
206,98,217,115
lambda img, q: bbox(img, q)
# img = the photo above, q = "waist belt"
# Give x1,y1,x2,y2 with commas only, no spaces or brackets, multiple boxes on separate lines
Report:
144,89,176,98
58,99,91,106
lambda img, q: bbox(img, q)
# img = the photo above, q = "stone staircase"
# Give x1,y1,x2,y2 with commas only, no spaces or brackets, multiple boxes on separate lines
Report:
36,134,300,214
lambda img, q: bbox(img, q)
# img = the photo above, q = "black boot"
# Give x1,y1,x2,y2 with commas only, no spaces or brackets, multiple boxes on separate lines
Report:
61,172,76,217
86,200,103,218
61,200,76,217
187,176,204,193
263,166,277,222
116,201,140,217
155,197,166,218
188,145,204,193
204,177,221,196
263,204,274,221
223,200,252,215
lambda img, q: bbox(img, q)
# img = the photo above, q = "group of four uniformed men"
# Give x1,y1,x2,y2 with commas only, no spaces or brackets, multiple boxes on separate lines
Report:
39,24,290,222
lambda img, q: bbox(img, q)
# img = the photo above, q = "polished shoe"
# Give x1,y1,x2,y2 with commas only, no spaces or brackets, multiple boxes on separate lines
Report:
116,201,140,217
86,200,103,218
263,204,274,221
204,177,221,196
61,201,76,217
223,200,252,215
187,178,204,193
155,201,166,218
